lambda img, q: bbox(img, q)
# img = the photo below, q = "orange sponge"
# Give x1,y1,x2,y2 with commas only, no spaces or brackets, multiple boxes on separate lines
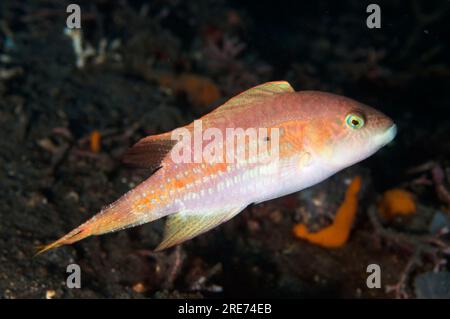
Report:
158,72,221,108
293,176,362,248
90,130,101,153
378,189,416,220
176,73,221,108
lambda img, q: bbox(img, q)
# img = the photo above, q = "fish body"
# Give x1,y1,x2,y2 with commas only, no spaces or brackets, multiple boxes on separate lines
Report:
38,81,396,253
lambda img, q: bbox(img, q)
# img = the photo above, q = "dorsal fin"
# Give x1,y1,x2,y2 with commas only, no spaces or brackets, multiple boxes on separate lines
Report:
122,133,177,170
123,81,294,169
218,81,294,111
154,205,247,251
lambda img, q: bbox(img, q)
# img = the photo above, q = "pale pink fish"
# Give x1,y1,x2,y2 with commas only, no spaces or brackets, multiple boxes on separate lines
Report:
38,81,396,254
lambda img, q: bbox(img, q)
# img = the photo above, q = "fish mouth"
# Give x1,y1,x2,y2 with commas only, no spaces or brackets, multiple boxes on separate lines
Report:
375,124,397,147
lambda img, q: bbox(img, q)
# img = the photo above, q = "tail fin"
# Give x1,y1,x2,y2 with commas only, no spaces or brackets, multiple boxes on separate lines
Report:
37,131,178,256
35,183,164,256
35,226,91,256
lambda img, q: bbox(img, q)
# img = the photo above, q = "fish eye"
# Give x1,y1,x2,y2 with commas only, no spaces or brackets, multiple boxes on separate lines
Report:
345,113,365,129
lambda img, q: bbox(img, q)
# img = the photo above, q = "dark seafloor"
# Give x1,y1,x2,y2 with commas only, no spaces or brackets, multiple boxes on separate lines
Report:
0,0,450,299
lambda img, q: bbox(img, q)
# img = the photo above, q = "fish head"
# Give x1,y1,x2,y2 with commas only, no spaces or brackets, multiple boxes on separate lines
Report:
302,91,397,170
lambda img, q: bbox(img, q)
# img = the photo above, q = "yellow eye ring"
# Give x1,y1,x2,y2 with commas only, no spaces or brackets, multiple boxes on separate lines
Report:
345,113,365,129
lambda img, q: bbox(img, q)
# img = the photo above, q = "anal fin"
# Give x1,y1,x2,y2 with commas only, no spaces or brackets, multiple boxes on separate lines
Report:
154,205,247,251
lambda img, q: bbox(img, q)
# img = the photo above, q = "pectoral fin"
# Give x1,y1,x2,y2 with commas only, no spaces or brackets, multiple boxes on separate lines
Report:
154,206,247,251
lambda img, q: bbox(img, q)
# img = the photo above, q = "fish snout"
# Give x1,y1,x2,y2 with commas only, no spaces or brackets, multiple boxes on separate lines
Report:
373,120,397,148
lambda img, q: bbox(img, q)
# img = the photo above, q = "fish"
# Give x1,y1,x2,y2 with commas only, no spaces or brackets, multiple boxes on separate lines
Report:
37,81,397,254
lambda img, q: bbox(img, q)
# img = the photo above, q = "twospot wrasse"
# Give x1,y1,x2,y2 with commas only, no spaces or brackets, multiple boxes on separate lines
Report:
37,81,396,254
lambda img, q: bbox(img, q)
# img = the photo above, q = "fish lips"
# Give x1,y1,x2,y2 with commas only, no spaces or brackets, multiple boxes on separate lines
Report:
374,124,397,147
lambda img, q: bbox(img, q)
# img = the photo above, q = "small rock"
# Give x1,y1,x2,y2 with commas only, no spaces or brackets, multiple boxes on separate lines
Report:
247,220,260,233
429,211,450,235
269,210,283,224
132,282,146,293
45,289,56,299
415,271,450,299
